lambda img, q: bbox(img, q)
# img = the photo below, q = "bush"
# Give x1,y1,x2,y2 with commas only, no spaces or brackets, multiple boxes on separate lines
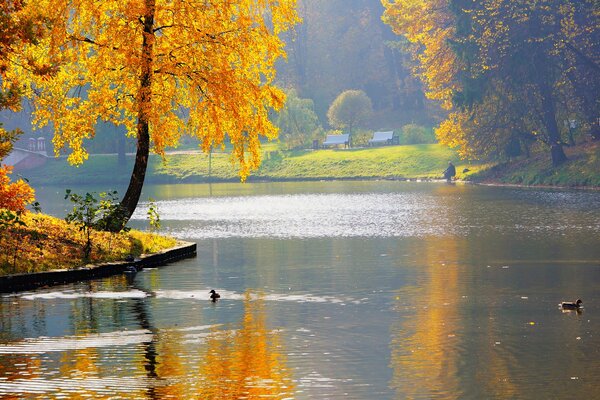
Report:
348,129,372,147
64,190,128,260
274,89,324,150
399,124,436,145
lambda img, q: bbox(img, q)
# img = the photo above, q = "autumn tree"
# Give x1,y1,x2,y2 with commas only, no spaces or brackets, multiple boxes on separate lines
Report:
383,0,599,166
327,90,373,133
0,124,35,211
7,0,299,229
0,0,39,212
274,88,322,149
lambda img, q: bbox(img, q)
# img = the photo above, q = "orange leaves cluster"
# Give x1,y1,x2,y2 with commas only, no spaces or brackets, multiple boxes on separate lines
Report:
8,0,300,180
383,0,468,153
0,165,34,212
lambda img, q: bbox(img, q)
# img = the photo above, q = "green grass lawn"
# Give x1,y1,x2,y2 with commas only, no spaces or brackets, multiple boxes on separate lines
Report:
19,140,600,192
22,144,484,186
257,144,471,180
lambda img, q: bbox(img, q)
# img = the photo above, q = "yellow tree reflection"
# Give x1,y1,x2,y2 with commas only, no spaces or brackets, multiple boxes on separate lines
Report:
390,235,520,398
197,292,294,399
390,236,462,398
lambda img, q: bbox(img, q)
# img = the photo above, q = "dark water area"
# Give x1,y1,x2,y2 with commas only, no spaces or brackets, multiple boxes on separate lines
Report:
2,181,600,398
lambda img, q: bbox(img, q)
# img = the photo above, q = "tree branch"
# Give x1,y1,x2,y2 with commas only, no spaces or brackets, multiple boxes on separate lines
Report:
564,41,600,73
69,35,119,50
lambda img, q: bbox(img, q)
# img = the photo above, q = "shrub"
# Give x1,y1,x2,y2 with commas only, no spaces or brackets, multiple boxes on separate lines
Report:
64,190,128,260
399,124,436,145
274,89,324,150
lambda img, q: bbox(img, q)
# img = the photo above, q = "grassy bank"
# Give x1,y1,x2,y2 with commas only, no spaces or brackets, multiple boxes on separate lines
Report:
0,212,177,276
21,144,484,186
472,143,600,187
19,141,600,189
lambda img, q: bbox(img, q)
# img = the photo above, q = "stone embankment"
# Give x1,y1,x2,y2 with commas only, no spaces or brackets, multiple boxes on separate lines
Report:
0,241,197,293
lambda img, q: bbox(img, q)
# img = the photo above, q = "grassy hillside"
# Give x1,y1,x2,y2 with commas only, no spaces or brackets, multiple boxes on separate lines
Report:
257,145,469,179
21,144,483,187
472,143,600,187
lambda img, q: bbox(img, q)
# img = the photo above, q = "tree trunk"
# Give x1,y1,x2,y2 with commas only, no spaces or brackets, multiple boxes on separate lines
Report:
114,0,155,231
543,107,568,166
550,143,567,165
566,70,600,141
537,75,567,166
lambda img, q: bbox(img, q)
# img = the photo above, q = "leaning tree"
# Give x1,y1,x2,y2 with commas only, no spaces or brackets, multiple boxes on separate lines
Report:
6,0,299,229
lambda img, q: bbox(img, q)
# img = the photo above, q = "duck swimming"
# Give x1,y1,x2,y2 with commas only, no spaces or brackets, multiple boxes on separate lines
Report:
559,299,583,309
209,289,220,302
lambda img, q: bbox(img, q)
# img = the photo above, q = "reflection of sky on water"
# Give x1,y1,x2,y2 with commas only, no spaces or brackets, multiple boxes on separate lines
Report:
131,192,452,239
128,185,600,240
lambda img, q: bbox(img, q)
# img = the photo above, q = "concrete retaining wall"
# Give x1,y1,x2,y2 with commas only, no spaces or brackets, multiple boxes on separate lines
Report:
0,241,197,293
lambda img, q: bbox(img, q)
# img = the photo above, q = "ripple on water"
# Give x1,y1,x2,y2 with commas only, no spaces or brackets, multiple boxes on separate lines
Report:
0,329,153,354
131,190,600,240
16,290,149,300
153,289,363,304
131,192,457,239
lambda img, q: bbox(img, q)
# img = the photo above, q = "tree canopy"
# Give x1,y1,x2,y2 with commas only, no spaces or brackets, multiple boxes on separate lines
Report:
383,0,599,166
6,0,299,228
0,0,39,212
327,90,373,133
274,88,322,150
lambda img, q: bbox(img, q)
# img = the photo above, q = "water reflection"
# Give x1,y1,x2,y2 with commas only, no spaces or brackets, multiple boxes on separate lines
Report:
198,293,294,398
6,182,600,398
390,236,462,399
0,292,292,399
390,233,600,399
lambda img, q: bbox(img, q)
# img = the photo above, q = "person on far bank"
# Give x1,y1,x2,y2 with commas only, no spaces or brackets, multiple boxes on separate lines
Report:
443,161,456,183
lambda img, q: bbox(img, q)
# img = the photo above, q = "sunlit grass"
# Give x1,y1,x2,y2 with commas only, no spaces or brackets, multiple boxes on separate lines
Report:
23,143,485,184
472,143,600,187
0,213,177,276
258,144,468,179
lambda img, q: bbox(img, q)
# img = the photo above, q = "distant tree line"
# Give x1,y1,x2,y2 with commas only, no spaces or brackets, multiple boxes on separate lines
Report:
277,0,435,126
383,0,600,166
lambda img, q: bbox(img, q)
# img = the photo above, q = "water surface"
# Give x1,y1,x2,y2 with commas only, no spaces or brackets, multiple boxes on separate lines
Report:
2,181,600,399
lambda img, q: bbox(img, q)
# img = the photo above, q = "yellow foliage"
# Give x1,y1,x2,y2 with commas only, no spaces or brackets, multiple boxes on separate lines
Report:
382,0,461,109
0,212,177,275
8,0,299,180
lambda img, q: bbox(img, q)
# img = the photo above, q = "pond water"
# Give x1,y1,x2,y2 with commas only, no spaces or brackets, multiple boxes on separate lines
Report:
2,181,600,399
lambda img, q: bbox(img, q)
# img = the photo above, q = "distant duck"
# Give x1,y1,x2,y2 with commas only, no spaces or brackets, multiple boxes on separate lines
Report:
209,289,221,302
559,299,583,309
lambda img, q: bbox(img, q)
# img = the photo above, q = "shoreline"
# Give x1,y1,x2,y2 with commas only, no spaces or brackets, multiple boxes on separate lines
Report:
0,241,197,294
34,175,600,191
471,180,600,191
5,177,596,294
